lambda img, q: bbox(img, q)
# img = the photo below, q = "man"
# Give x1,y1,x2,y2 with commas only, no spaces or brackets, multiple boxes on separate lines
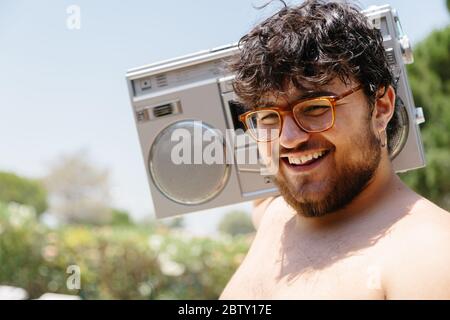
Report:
220,0,450,299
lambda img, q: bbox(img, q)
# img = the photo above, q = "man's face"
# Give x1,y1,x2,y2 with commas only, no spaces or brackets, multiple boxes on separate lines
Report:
261,79,382,217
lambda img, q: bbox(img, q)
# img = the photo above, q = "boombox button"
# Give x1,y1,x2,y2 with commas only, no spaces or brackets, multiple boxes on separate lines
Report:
136,110,149,122
264,176,273,184
415,107,425,125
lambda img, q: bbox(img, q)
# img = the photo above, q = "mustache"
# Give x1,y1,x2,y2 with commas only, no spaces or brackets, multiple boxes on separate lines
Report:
279,138,335,155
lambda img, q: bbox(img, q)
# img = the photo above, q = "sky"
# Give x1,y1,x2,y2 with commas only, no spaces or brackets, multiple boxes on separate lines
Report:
0,0,448,235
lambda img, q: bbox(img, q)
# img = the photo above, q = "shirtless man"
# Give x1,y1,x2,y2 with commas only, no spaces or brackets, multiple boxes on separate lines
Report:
220,0,450,299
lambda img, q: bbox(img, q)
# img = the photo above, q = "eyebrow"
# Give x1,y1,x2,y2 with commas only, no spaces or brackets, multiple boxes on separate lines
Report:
257,90,338,108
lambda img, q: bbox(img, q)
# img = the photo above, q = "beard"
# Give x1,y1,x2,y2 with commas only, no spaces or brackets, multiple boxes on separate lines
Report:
273,125,381,218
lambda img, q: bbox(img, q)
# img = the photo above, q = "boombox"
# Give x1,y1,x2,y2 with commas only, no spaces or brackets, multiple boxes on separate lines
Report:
126,4,426,219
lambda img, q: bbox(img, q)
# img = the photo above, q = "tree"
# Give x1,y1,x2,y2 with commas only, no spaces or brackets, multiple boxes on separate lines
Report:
218,211,254,237
111,208,133,226
43,151,112,225
400,24,450,209
0,171,48,216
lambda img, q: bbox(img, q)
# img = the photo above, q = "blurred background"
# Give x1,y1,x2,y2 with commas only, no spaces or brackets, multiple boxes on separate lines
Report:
0,0,449,299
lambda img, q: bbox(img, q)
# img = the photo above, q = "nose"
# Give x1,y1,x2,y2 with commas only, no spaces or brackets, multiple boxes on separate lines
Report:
279,114,310,149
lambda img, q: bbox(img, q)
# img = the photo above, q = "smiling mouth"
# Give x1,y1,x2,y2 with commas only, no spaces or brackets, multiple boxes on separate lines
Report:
281,150,331,171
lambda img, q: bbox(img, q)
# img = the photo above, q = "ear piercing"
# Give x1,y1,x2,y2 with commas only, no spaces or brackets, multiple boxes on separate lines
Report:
379,130,387,148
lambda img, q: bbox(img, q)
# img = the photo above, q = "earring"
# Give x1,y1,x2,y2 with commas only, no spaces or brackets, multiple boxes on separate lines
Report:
379,130,387,148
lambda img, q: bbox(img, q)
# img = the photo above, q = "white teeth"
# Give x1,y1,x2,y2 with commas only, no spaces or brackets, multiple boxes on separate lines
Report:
288,151,325,165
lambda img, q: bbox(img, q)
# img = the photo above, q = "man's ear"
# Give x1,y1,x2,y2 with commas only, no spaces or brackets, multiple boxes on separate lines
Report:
372,85,396,132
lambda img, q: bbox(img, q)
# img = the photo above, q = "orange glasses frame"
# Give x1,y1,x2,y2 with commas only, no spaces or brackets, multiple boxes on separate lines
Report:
239,85,362,142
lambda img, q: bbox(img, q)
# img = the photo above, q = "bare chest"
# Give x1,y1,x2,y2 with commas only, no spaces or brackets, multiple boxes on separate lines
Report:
223,221,386,299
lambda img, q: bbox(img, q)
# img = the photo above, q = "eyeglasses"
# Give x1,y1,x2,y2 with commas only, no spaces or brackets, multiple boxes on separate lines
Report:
239,85,362,142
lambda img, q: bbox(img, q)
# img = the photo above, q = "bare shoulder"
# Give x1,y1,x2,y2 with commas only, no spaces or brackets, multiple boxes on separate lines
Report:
220,196,287,299
394,197,450,239
251,196,283,230
383,197,450,299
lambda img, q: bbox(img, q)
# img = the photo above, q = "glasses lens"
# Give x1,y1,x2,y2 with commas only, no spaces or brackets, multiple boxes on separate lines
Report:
246,110,281,141
293,99,333,132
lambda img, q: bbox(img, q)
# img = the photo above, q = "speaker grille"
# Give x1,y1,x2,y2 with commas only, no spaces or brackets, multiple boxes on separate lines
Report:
389,98,409,160
149,120,230,205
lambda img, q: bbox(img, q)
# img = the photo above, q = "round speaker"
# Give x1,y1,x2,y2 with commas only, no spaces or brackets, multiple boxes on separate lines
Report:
149,120,230,205
389,98,409,160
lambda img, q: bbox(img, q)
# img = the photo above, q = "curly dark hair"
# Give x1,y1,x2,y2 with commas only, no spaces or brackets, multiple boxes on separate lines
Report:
230,0,399,152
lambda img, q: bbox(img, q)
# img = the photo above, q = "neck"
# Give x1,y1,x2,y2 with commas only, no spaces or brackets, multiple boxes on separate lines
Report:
294,152,403,230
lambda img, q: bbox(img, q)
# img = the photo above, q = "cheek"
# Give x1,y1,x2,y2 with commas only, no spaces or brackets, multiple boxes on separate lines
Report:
326,108,369,162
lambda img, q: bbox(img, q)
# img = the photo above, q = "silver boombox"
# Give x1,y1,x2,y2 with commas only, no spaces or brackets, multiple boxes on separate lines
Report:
126,5,426,219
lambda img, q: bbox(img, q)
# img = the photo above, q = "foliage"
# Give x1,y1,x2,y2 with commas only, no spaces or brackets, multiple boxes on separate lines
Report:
111,208,133,226
218,211,255,237
43,151,112,225
0,171,47,216
400,25,450,209
162,216,185,230
0,202,250,299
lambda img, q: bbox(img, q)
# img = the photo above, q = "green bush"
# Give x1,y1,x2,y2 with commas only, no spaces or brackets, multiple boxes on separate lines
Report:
401,26,450,209
0,172,47,216
0,202,250,299
218,211,255,237
110,208,133,226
